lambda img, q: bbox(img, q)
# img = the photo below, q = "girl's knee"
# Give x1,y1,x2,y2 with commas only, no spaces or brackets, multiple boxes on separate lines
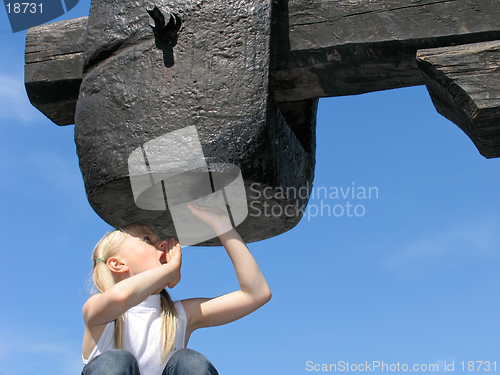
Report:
165,349,218,375
101,349,136,363
83,350,140,375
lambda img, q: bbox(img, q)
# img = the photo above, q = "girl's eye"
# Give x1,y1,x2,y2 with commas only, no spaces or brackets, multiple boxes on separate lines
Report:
143,236,152,244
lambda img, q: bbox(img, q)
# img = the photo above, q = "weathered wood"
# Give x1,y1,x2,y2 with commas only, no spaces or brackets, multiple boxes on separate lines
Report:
417,41,500,159
22,0,500,242
276,0,500,102
71,0,316,245
25,17,87,125
24,1,500,121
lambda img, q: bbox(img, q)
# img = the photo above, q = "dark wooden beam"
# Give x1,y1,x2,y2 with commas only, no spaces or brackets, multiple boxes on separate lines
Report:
25,1,500,125
22,0,500,242
276,0,500,102
69,0,317,244
24,17,87,125
417,41,500,159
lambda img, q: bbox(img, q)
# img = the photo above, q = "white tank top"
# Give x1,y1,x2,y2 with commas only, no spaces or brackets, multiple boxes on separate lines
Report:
83,295,187,375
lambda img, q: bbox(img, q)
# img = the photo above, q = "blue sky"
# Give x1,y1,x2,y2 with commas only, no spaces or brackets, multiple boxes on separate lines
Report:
1,2,499,374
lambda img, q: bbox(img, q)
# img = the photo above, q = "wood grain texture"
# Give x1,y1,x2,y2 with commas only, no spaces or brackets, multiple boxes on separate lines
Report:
25,17,87,125
288,0,500,52
276,0,500,102
26,0,500,113
24,0,500,159
417,41,500,158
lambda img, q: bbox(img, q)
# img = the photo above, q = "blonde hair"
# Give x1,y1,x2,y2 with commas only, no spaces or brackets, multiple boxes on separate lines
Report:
91,226,178,363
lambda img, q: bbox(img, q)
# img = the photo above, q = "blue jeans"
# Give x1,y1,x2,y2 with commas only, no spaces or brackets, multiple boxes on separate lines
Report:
82,349,219,375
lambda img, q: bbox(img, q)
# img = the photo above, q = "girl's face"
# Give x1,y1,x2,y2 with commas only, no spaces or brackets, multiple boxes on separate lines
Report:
119,225,169,277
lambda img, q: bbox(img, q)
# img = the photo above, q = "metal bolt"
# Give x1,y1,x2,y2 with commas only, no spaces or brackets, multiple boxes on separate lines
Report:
147,4,165,29
147,4,181,39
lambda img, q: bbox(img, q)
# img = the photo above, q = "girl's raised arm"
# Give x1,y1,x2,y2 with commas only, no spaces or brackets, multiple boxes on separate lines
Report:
182,203,272,334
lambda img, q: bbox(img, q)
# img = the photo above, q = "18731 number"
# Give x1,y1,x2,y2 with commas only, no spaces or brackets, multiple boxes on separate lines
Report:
461,361,497,371
6,3,42,13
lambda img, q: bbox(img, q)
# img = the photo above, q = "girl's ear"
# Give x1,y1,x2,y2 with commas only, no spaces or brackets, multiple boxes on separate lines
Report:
107,257,129,274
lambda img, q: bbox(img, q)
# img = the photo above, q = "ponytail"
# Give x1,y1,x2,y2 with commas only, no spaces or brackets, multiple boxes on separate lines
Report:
160,289,179,362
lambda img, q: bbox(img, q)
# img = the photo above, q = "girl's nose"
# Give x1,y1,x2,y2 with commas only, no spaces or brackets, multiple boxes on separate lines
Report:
155,239,169,251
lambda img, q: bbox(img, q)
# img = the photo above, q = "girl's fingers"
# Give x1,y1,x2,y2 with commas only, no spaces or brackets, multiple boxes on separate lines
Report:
166,241,181,263
171,238,178,250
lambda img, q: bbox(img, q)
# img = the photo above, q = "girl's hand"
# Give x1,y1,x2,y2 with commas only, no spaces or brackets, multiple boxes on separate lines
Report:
187,202,233,235
164,238,182,289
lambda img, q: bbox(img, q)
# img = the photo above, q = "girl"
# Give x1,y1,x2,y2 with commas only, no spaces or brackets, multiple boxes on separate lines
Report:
82,203,271,375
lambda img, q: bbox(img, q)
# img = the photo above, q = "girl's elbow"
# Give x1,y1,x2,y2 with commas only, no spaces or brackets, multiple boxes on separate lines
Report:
258,286,272,306
265,288,272,303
